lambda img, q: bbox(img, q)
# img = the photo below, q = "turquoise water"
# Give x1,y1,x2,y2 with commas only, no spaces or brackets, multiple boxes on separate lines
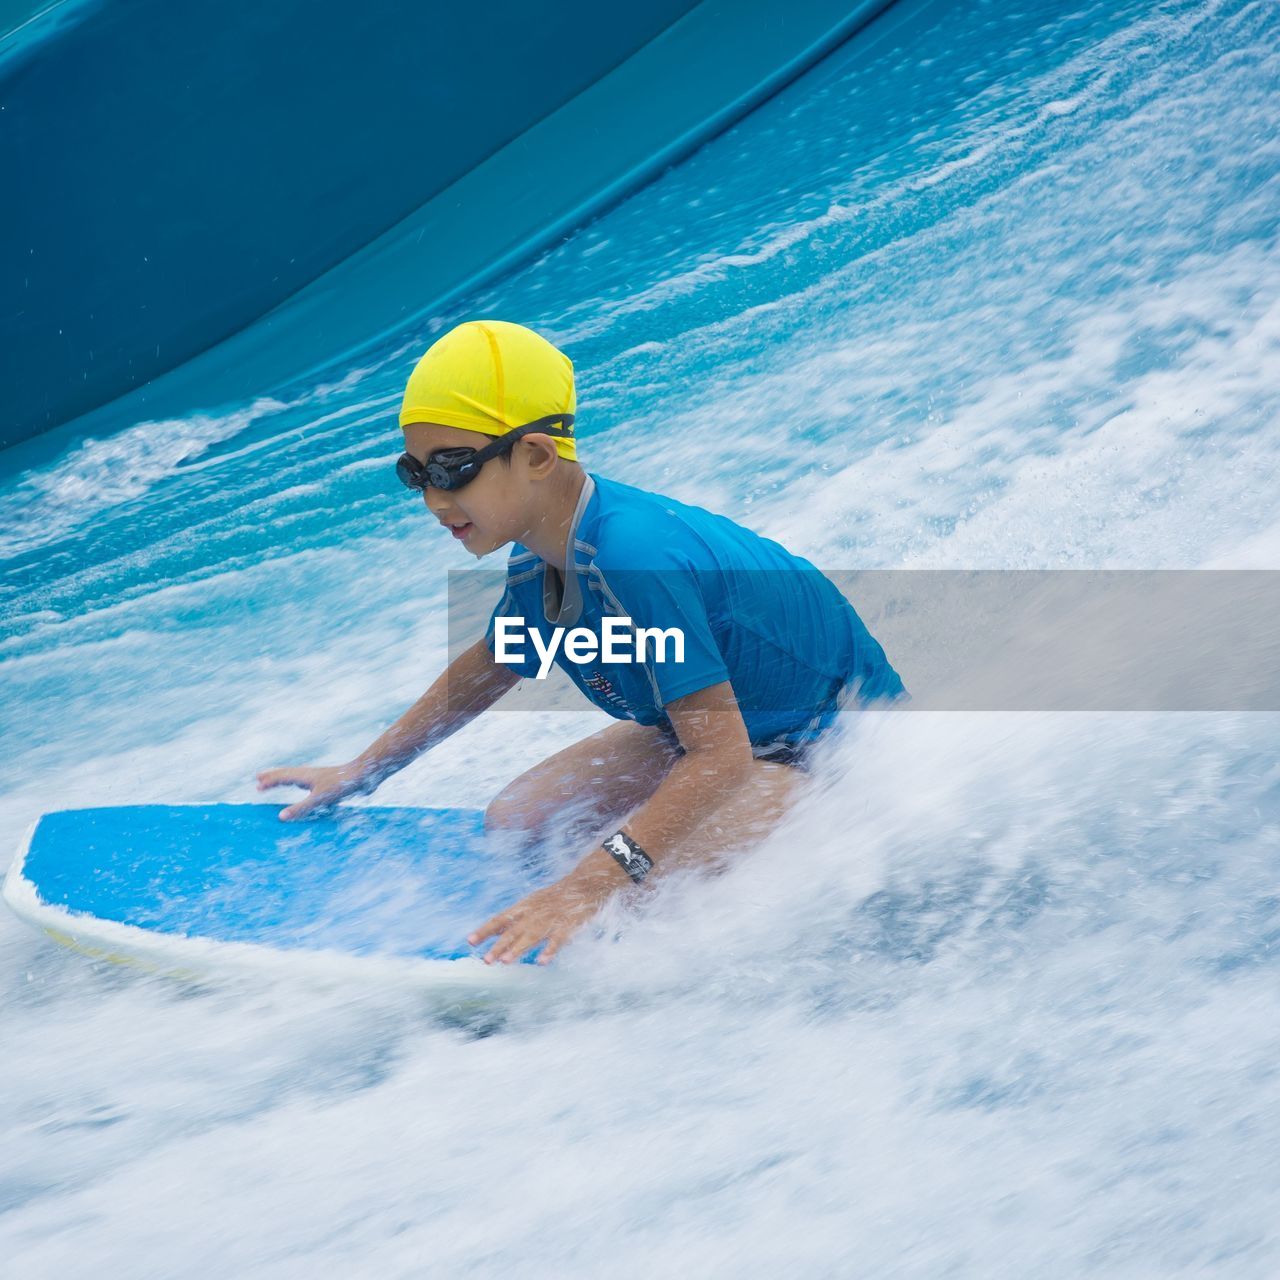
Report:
3,0,1280,1272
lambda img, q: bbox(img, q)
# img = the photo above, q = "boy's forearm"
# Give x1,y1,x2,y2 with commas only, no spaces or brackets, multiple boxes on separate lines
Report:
567,747,754,892
351,638,519,788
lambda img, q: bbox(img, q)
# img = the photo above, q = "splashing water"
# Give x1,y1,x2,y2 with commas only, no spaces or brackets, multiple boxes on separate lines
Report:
3,0,1279,1273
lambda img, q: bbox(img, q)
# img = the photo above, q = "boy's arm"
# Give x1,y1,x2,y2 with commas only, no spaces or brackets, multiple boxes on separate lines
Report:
470,680,759,963
572,680,755,883
350,636,521,789
258,637,519,819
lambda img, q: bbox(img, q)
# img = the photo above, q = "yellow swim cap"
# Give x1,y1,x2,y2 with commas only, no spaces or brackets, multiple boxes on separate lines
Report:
399,320,577,461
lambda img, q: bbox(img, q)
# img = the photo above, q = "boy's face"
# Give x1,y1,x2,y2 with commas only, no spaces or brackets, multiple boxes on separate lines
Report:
401,421,547,558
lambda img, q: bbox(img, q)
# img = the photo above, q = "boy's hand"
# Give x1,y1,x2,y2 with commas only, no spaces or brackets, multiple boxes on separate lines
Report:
255,763,364,820
468,866,623,966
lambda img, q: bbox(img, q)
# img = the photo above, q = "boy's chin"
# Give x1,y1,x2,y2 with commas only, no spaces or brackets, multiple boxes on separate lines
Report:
467,533,509,558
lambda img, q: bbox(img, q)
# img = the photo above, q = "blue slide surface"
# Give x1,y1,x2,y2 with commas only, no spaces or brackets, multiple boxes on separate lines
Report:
1,0,896,448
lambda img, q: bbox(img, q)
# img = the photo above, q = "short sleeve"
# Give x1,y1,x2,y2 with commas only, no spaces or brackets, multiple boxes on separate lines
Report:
484,583,539,679
593,539,730,707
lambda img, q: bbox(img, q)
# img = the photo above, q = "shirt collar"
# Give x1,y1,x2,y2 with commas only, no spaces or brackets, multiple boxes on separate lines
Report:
541,472,596,625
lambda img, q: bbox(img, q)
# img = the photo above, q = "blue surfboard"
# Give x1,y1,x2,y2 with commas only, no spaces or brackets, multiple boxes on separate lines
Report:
3,805,550,992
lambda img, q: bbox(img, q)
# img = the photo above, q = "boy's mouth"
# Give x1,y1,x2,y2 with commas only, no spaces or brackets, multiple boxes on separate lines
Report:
446,521,473,540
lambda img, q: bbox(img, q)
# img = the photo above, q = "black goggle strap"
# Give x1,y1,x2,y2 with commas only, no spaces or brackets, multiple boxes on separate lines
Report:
467,413,575,465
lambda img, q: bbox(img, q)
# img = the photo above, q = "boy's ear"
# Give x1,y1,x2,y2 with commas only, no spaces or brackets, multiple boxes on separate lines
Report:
517,434,561,476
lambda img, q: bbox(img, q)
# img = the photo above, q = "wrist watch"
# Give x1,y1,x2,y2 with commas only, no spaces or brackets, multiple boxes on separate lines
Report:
603,830,653,883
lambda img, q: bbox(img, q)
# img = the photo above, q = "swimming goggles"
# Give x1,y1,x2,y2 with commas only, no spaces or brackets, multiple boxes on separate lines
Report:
395,414,575,492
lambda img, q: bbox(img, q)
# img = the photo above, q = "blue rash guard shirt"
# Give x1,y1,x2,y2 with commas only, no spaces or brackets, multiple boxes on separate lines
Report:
484,473,905,746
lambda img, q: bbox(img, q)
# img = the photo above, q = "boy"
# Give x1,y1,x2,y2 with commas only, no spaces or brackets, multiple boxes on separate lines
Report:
257,320,905,965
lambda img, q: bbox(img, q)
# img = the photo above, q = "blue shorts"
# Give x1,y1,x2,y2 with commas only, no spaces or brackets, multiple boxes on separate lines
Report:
657,720,825,773
654,678,909,773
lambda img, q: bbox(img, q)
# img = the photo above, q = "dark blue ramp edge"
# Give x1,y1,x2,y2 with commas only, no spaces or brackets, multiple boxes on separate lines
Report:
2,0,898,451
14,804,543,963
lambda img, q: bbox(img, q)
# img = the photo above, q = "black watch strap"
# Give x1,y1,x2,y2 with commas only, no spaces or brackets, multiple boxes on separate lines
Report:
603,830,653,883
